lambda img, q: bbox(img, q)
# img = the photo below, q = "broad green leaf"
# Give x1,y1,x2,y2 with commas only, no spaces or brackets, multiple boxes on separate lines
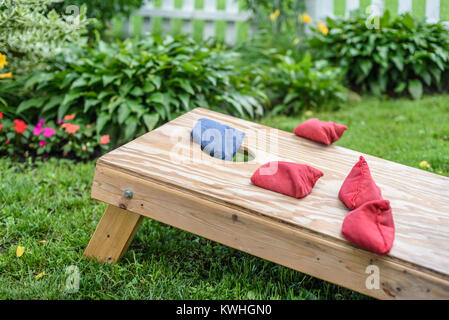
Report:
84,99,100,113
283,92,299,105
71,77,87,89
117,104,131,124
17,97,47,113
96,113,111,134
148,92,166,105
143,114,160,131
119,80,134,97
408,79,423,100
130,87,144,96
394,82,407,93
106,96,122,113
176,79,194,95
391,56,404,72
359,59,373,76
124,117,138,140
57,103,71,121
24,73,54,89
98,91,113,100
149,75,162,89
126,100,145,117
178,93,190,111
62,91,82,107
41,95,63,113
421,71,432,87
102,75,119,86
142,82,156,93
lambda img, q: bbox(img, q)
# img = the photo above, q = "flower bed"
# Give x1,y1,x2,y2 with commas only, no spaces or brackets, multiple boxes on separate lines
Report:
0,112,110,160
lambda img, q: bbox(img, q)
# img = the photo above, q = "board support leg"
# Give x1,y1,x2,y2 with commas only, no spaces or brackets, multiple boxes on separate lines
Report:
84,205,144,263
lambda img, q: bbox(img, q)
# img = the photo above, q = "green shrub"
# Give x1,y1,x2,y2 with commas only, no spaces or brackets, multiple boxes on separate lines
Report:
50,0,143,38
264,53,347,114
51,0,143,22
12,36,265,145
235,44,347,115
0,0,90,75
308,11,449,99
242,0,309,55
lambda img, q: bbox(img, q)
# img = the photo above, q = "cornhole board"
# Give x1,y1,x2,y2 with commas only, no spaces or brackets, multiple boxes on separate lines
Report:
85,108,449,300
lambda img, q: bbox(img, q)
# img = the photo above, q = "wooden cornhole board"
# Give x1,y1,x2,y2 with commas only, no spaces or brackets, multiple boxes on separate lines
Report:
85,108,449,300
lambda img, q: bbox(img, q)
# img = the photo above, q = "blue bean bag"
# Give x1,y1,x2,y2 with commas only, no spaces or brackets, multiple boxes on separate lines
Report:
191,118,246,161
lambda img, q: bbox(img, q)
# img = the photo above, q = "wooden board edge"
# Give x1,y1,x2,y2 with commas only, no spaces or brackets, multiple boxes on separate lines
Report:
90,164,449,300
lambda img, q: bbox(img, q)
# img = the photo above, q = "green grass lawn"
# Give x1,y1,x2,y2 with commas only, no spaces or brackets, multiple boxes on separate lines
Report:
1,95,448,299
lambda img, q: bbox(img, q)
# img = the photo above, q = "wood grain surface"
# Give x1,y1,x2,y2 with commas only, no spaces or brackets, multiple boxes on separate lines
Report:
91,107,449,297
84,205,143,262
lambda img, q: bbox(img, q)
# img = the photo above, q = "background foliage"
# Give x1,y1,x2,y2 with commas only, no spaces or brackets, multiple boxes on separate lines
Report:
50,0,144,38
308,11,449,99
51,0,143,22
12,36,266,145
0,0,89,75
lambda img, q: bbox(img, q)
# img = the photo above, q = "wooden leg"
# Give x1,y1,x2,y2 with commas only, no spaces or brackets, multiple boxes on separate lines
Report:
84,205,144,263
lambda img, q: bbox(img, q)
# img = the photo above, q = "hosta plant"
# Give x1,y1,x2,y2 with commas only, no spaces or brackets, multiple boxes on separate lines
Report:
14,35,266,145
308,11,449,99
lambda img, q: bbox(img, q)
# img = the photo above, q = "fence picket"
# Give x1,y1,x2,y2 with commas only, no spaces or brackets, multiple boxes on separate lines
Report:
398,0,413,13
426,0,440,22
115,0,447,44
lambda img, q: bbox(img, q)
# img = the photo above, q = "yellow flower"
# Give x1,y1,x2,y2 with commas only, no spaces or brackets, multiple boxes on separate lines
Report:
437,170,443,174
0,53,7,69
16,246,25,257
293,38,300,45
305,110,314,117
269,9,280,21
301,13,312,23
419,161,431,169
35,271,46,280
317,22,329,35
0,72,12,79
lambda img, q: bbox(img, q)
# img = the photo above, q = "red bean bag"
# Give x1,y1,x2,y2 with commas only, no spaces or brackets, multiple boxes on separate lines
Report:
341,200,395,255
294,118,347,145
339,156,383,210
251,161,323,199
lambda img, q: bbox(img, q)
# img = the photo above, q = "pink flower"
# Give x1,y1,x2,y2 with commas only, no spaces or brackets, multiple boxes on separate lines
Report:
43,127,55,138
56,119,63,124
39,140,46,147
33,126,44,136
33,119,47,136
82,145,86,151
100,134,110,145
38,119,45,127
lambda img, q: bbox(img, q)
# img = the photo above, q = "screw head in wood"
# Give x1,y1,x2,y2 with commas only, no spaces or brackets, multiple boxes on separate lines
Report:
124,189,133,199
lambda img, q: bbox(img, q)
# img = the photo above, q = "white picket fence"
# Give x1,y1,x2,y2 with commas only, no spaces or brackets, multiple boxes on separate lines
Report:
305,0,448,24
115,0,251,44
115,0,448,43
